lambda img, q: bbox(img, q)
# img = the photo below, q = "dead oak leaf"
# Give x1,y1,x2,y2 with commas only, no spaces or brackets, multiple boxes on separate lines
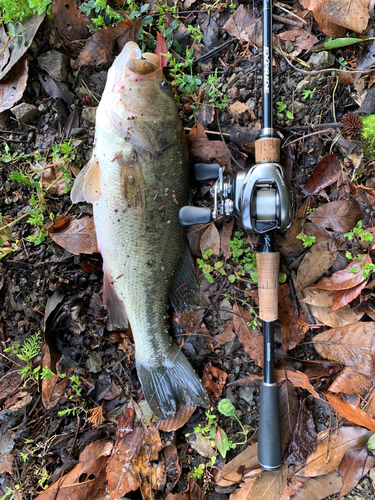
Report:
322,0,369,33
326,393,375,432
277,29,318,57
298,0,346,36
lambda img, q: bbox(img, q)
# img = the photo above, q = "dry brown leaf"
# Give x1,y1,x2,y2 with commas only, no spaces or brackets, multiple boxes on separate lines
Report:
156,405,196,432
301,154,341,196
312,322,375,375
202,362,227,400
49,216,98,255
277,29,318,57
134,424,163,498
276,357,340,380
187,121,231,171
229,476,258,500
233,303,264,368
278,283,309,351
301,289,358,327
326,393,375,432
41,374,68,410
0,216,13,248
307,200,363,233
220,219,234,260
331,280,368,311
279,380,299,456
229,102,252,122
223,4,262,46
298,0,346,36
322,0,369,33
297,426,372,477
292,472,343,499
41,159,70,196
279,478,305,500
213,320,236,347
0,452,13,474
249,465,288,500
313,254,371,291
338,447,369,497
296,243,337,291
216,443,259,486
328,367,372,395
301,288,334,307
52,0,88,40
200,222,220,257
275,370,321,400
163,445,181,495
35,438,113,500
0,58,28,113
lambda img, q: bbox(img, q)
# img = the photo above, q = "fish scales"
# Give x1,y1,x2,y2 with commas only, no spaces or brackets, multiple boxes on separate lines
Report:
71,42,208,417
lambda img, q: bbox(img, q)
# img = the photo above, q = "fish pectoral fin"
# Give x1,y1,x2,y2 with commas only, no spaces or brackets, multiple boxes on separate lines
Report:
71,157,101,204
137,344,209,418
170,243,199,313
103,271,128,327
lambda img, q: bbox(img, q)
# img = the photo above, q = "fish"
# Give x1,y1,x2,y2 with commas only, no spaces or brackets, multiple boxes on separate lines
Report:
71,41,209,418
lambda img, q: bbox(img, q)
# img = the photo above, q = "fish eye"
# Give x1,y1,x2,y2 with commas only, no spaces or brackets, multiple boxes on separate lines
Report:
160,81,172,93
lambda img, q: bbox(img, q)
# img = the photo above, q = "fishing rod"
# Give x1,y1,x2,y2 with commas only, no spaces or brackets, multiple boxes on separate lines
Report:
178,0,293,471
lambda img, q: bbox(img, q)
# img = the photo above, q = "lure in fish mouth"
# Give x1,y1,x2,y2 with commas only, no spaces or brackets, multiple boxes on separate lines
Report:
71,41,209,418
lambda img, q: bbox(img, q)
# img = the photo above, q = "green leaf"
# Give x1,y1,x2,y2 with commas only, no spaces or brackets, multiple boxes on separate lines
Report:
214,427,232,458
279,273,287,284
218,399,235,417
368,433,375,450
320,37,375,51
228,275,235,283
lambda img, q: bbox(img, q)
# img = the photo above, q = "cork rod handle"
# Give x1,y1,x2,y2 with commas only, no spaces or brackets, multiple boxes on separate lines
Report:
256,252,280,322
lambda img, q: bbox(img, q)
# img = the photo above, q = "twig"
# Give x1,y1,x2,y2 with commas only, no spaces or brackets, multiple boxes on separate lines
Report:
0,135,28,143
278,122,343,132
272,13,304,28
194,37,237,63
275,2,307,24
284,128,337,147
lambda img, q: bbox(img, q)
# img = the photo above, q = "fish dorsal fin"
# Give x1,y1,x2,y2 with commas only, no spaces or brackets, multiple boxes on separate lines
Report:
170,243,199,313
71,157,101,204
103,270,128,328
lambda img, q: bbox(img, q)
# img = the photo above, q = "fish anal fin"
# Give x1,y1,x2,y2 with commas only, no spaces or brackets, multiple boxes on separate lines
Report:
71,158,101,204
170,244,199,313
103,272,128,328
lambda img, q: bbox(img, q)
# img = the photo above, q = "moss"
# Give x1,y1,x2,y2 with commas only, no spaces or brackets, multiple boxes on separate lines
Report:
361,114,375,160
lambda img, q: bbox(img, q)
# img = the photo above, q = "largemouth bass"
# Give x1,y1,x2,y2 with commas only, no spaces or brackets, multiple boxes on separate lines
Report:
71,41,208,417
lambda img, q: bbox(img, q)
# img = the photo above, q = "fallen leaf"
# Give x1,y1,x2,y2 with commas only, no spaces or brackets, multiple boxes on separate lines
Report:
338,447,369,497
276,370,321,400
249,465,288,500
220,219,235,260
312,322,375,375
134,424,163,498
313,254,371,291
227,374,262,387
279,479,305,500
0,13,45,80
326,393,375,432
277,29,318,57
187,432,215,458
216,443,259,486
202,362,227,400
301,288,334,307
0,216,14,247
328,367,372,395
213,320,236,347
298,0,346,36
296,243,337,290
301,289,358,327
49,216,98,255
278,284,309,351
166,478,204,500
35,438,113,500
163,445,181,495
292,472,343,499
233,303,264,368
301,154,341,195
297,426,372,477
38,72,73,106
332,279,368,311
322,0,369,33
41,159,71,195
156,406,196,432
52,0,88,40
276,357,340,380
200,222,220,257
42,374,68,410
229,476,258,499
229,102,251,122
0,58,28,113
223,4,262,46
284,398,317,465
307,200,363,233
0,452,13,474
279,380,299,455
187,120,231,171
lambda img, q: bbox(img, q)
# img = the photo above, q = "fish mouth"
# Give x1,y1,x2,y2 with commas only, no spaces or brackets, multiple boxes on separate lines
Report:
122,42,162,82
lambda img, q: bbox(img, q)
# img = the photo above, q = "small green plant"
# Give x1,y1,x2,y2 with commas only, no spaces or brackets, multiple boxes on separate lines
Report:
51,141,76,193
197,248,226,284
346,253,375,280
276,101,294,120
344,221,373,242
202,69,228,110
4,332,53,386
58,375,85,417
301,88,316,100
167,47,202,96
0,485,20,500
187,24,203,43
360,114,375,159
218,399,249,445
297,232,316,248
0,0,49,24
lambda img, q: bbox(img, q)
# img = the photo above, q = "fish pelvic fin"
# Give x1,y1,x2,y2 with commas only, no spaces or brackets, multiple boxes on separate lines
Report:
137,344,209,418
103,271,127,328
71,157,101,204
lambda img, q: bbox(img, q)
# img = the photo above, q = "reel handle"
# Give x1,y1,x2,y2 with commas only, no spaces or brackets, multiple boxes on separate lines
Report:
179,206,212,226
193,163,221,181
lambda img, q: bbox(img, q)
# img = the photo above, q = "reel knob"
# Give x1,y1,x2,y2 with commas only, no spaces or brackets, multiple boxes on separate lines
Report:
178,206,212,226
193,163,221,181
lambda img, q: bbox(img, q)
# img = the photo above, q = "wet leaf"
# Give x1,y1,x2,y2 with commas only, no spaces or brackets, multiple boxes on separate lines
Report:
296,243,337,291
284,398,317,465
134,424,163,498
276,370,321,400
200,222,220,257
163,445,181,495
0,58,28,113
322,0,369,33
326,393,375,432
223,4,262,46
292,472,343,499
307,200,363,233
52,0,88,40
276,357,340,380
338,447,369,497
279,380,299,455
278,284,309,351
187,120,231,171
216,443,259,486
277,29,318,57
156,405,196,432
229,476,258,500
298,0,346,36
301,289,358,327
248,465,288,500
233,303,263,368
166,478,204,500
312,322,375,375
331,280,368,311
49,216,98,255
202,362,227,400
328,367,372,395
229,102,252,123
213,320,236,347
297,426,372,477
313,255,371,291
301,154,341,195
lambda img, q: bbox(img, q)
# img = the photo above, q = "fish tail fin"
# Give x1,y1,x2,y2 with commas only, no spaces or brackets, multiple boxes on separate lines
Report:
137,345,209,418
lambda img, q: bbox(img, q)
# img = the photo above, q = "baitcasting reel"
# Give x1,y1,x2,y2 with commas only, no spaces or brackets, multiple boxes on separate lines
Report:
179,161,293,234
